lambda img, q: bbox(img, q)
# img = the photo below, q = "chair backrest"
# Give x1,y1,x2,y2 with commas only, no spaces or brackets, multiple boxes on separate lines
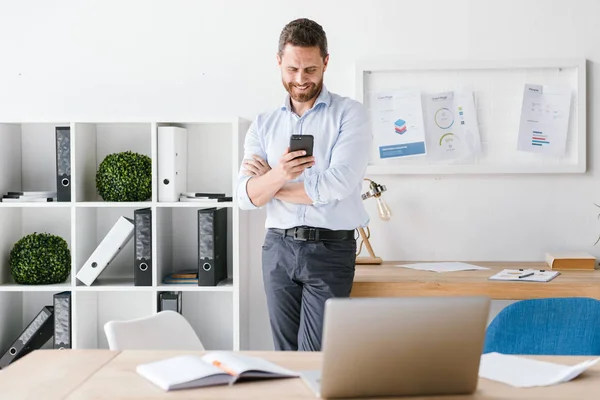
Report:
483,297,600,355
104,311,205,351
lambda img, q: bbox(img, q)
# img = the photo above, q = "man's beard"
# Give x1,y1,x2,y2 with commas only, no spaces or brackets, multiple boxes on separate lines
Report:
283,80,322,103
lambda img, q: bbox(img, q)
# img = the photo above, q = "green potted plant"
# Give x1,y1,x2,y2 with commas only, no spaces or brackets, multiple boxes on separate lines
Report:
10,232,71,285
96,151,152,202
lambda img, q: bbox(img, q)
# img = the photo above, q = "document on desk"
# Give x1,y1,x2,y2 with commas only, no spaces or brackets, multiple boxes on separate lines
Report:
488,269,560,282
394,262,489,273
479,352,600,388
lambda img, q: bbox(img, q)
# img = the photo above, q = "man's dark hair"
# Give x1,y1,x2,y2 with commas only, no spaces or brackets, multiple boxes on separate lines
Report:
278,18,328,59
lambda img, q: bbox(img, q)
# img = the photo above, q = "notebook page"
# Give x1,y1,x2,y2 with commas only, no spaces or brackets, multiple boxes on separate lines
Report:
479,352,600,388
136,355,230,390
201,351,300,378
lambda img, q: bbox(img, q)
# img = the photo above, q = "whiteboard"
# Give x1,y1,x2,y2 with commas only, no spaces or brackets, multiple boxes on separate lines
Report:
356,58,586,174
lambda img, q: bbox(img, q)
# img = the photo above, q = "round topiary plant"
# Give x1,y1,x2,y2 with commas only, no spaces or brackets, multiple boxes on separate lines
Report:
96,151,152,202
10,232,71,285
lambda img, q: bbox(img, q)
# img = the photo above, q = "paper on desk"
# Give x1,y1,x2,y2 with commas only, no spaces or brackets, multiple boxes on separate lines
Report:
479,352,600,388
394,262,489,273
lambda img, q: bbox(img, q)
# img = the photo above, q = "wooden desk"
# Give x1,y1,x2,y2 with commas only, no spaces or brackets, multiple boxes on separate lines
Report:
1,350,599,399
352,261,600,300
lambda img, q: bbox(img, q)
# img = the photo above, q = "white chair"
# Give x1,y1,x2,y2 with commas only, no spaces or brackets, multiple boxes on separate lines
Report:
104,310,205,351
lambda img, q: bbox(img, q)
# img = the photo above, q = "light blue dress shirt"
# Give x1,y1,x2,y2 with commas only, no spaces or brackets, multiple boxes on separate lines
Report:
236,85,372,231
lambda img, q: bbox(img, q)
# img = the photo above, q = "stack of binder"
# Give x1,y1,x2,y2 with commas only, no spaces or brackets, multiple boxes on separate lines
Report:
75,208,152,286
0,291,71,369
0,191,57,202
179,192,232,203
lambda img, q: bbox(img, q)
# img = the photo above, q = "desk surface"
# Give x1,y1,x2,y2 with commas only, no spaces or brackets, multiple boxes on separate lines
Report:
1,350,599,399
352,261,600,300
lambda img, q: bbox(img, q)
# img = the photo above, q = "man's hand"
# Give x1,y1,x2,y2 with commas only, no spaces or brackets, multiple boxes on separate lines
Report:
243,148,314,208
273,147,314,181
243,155,271,177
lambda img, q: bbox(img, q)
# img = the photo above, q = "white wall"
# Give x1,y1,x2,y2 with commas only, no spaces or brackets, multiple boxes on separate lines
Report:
1,0,599,350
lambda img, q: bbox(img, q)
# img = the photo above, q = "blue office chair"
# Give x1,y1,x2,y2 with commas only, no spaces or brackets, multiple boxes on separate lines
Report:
483,297,600,355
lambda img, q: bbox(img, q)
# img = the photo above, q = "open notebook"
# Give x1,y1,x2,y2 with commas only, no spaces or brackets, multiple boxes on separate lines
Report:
136,352,299,391
488,269,560,282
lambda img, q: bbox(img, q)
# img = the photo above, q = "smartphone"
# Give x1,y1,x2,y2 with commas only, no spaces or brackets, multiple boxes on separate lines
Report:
289,134,314,157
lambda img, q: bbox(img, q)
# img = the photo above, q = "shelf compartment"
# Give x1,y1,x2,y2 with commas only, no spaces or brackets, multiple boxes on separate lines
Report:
0,207,72,287
157,290,233,350
0,291,68,356
74,123,152,203
75,207,150,288
0,122,71,203
156,207,233,288
74,291,153,349
156,122,235,202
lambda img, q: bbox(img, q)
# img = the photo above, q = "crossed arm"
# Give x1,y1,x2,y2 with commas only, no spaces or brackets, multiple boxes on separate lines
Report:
236,103,372,210
243,156,313,205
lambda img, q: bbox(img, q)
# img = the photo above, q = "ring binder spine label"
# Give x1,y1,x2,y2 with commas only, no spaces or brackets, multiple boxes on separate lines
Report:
134,208,152,286
0,306,54,369
55,127,71,202
53,291,72,349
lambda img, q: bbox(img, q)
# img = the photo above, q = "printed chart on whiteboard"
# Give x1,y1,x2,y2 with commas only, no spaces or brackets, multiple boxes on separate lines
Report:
517,84,572,156
371,90,427,159
423,90,482,161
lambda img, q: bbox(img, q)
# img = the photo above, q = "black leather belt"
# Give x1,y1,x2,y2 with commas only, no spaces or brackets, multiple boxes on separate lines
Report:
270,226,355,242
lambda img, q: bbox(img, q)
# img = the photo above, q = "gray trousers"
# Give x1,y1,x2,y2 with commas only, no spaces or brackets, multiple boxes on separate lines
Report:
261,229,357,351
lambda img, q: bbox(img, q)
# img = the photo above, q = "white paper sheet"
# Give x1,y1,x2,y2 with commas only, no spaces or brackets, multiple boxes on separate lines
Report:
371,90,427,159
479,352,600,388
517,84,572,156
424,90,481,161
394,262,489,273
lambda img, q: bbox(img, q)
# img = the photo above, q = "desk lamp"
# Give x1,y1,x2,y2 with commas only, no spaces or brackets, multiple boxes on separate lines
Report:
356,178,391,265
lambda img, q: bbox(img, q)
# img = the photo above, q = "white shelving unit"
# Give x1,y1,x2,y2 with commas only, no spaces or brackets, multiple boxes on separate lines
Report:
0,118,251,355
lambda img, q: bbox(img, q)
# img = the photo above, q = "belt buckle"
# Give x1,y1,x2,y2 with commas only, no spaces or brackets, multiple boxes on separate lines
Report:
294,227,316,241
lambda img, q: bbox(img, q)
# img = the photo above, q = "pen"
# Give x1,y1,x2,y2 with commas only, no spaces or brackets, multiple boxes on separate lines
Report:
518,272,534,279
212,360,238,376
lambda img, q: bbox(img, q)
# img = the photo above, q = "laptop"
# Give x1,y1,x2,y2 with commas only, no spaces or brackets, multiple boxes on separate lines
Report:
301,296,490,398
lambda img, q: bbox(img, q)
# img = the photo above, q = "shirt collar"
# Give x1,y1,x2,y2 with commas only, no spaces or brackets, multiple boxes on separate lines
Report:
280,84,331,111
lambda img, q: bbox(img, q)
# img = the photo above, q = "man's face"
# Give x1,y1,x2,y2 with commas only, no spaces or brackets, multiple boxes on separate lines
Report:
278,44,328,103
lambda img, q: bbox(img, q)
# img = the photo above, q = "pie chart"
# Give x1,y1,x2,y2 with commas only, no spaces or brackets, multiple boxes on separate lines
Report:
439,132,459,152
434,108,454,129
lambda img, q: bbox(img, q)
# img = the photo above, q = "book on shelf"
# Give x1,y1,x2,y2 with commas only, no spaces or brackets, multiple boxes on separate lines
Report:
181,192,226,198
162,271,198,285
179,196,232,203
178,192,232,203
1,197,57,202
7,191,57,196
136,352,299,391
172,270,198,279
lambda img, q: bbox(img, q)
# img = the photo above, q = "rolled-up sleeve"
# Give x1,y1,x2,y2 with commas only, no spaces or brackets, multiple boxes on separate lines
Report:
236,118,265,210
303,102,372,204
